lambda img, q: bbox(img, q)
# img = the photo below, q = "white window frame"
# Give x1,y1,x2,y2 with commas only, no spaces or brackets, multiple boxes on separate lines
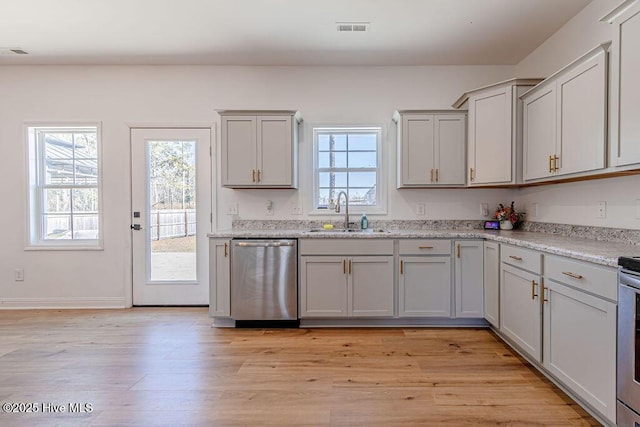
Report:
25,122,103,250
310,125,386,215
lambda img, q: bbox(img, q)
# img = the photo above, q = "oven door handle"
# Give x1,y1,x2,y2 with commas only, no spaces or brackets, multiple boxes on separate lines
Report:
620,271,640,291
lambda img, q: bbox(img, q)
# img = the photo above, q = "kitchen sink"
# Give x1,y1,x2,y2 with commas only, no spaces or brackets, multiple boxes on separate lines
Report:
307,228,388,233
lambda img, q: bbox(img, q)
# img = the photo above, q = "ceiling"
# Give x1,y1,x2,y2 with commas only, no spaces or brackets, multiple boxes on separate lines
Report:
0,0,592,66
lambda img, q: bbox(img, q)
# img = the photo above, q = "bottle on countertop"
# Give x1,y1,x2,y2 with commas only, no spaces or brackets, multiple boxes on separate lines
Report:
360,213,368,230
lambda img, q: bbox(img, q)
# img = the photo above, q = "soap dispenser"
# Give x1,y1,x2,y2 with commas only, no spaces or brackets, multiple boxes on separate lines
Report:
360,213,368,230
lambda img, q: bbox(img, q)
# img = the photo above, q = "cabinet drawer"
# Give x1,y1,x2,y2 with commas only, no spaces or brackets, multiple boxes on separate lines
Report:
398,239,451,255
501,245,541,274
299,239,393,256
544,255,617,302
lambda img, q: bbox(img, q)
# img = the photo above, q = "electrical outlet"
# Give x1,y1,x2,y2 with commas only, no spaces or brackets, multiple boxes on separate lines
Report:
597,201,606,219
226,204,238,215
291,204,303,215
14,268,24,282
265,200,274,216
416,203,426,216
480,203,489,217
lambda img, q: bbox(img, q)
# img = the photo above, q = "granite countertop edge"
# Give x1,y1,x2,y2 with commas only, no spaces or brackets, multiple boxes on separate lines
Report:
207,229,640,267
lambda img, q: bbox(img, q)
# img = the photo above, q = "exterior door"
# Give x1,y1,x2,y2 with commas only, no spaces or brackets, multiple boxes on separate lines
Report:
131,128,211,305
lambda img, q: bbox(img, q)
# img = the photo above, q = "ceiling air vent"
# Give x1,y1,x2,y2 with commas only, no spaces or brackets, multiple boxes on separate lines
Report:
336,22,370,32
0,48,28,55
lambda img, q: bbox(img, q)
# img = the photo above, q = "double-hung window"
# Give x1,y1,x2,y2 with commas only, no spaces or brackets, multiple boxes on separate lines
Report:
27,124,101,248
313,126,384,213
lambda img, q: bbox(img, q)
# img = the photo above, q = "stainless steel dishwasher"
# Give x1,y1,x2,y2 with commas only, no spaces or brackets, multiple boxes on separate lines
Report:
231,239,298,326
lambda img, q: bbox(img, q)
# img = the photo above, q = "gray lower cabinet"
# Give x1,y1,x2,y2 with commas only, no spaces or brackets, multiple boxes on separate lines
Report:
299,255,394,318
398,256,451,317
454,240,484,318
500,263,542,363
209,238,231,317
483,241,500,327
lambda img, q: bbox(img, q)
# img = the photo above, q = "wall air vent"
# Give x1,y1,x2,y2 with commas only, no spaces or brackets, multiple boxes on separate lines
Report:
336,22,370,32
0,48,28,55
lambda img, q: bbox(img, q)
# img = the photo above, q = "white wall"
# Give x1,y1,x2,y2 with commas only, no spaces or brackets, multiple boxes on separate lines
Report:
0,65,514,306
515,0,640,229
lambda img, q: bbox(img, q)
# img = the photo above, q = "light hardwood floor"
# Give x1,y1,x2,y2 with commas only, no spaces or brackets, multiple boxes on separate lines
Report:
0,308,598,426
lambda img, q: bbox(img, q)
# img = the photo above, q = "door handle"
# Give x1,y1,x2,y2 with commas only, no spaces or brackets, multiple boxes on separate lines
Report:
130,224,142,231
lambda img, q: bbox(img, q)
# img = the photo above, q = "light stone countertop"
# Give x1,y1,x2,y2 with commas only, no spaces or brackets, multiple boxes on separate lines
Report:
208,228,640,267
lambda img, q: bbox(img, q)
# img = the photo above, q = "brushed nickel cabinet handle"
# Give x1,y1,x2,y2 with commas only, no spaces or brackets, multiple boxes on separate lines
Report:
509,255,523,261
562,271,583,279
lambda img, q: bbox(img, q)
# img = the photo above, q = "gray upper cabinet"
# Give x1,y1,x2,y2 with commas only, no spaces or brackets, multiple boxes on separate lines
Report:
219,110,301,188
453,79,542,186
603,0,640,168
393,111,466,188
522,44,608,182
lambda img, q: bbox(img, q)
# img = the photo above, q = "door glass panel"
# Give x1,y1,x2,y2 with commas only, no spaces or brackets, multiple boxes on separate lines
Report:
147,140,197,282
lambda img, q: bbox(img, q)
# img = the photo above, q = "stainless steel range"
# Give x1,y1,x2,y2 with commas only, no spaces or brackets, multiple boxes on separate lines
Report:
618,256,640,425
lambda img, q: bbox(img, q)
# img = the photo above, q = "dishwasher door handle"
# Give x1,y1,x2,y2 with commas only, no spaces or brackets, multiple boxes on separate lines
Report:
234,241,295,247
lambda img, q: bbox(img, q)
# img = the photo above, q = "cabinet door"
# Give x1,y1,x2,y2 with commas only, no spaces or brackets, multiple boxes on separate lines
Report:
400,114,435,185
454,240,484,318
221,116,257,186
349,256,394,317
483,241,500,328
468,86,512,185
556,49,607,176
523,86,556,181
299,256,347,318
398,256,451,317
610,2,640,166
209,239,230,317
435,115,466,185
543,280,616,423
257,115,293,186
500,264,542,362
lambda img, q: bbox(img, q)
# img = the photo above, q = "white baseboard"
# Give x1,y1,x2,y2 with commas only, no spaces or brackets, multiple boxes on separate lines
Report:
0,297,128,309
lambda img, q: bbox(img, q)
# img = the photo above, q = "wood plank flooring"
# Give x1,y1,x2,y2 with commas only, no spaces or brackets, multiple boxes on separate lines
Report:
0,308,599,426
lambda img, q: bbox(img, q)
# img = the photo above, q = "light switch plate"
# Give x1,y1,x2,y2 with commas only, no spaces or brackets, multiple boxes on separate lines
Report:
480,203,489,217
226,204,238,215
14,268,24,282
532,203,539,218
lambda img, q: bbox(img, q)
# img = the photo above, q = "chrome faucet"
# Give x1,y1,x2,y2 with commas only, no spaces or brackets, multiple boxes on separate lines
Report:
335,191,349,230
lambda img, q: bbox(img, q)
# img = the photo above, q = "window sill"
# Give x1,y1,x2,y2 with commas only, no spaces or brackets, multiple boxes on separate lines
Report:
25,242,104,251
